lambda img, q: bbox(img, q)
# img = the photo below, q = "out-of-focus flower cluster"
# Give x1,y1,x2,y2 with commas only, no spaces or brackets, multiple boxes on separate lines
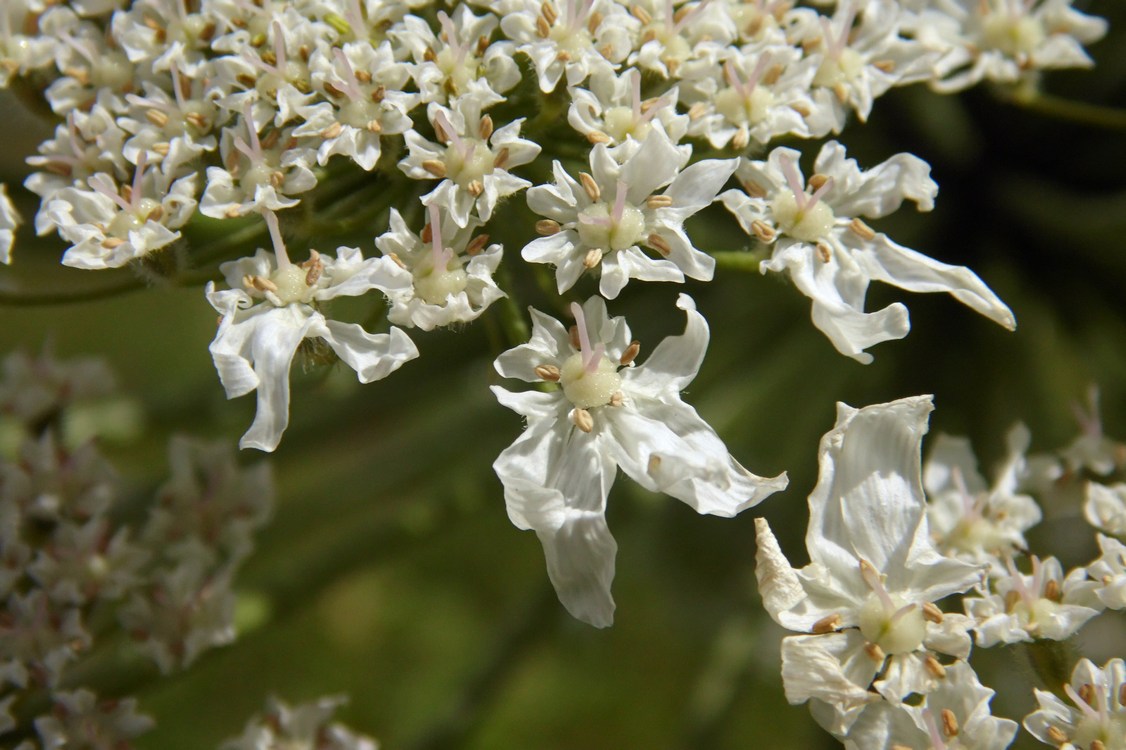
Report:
755,391,1126,749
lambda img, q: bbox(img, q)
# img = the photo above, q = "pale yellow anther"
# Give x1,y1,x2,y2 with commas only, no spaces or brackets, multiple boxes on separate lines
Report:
466,234,490,256
631,4,652,23
587,131,612,144
891,745,913,750
648,455,662,474
225,206,243,219
1004,590,1022,612
300,250,323,286
152,142,171,156
185,112,209,130
147,205,164,222
571,408,594,433
423,47,438,63
874,59,896,73
646,195,673,209
493,147,510,169
647,233,671,256
269,171,285,188
790,102,812,117
479,115,494,141
366,119,382,134
742,180,767,199
422,160,447,178
925,655,947,678
732,128,749,151
354,69,372,84
1046,726,1068,744
541,1,558,25
588,11,603,32
467,179,484,197
609,391,624,407
807,173,829,191
1091,740,1107,750
864,642,886,662
583,248,604,269
536,219,562,236
922,602,944,624
145,109,169,128
557,50,572,62
833,82,849,103
580,172,601,202
321,122,343,139
811,613,842,634
388,253,406,269
535,364,561,382
849,218,875,241
941,708,959,737
687,102,708,120
1078,683,1095,706
620,340,641,366
802,36,823,54
751,219,776,243
673,5,691,23
762,63,784,86
817,242,832,263
102,237,126,249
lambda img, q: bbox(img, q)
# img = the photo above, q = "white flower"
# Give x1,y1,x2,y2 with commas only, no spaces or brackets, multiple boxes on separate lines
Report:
1088,534,1126,611
35,689,154,749
965,555,1103,646
1086,483,1126,538
843,661,1018,750
219,695,378,750
523,128,736,299
0,184,19,265
492,294,786,627
755,396,984,736
1062,387,1125,477
206,237,418,452
566,67,690,157
721,141,1014,362
375,205,505,330
1023,657,1126,750
923,424,1042,573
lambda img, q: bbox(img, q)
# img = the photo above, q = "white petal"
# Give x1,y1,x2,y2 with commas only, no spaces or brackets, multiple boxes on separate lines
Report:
318,321,418,383
755,518,805,624
626,293,708,395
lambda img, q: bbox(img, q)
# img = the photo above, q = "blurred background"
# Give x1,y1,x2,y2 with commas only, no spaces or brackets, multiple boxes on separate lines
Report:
1,2,1125,746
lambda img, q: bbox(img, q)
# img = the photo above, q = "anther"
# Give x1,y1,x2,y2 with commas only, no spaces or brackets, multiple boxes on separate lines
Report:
1091,741,1106,750
631,4,652,23
146,205,164,222
731,129,749,150
185,111,209,129
1077,683,1095,706
493,147,510,169
848,218,875,241
269,171,285,188
583,248,604,268
479,115,494,141
816,242,832,263
873,59,896,73
648,234,671,256
145,109,169,128
388,253,406,269
687,102,707,120
535,364,561,382
540,0,558,23
466,234,490,256
366,119,382,133
1004,590,1021,612
790,102,811,117
321,122,343,139
588,11,603,32
423,47,438,62
536,219,562,235
569,325,582,350
102,237,126,249
571,408,594,433
619,340,641,366
609,392,624,407
922,602,944,624
422,160,447,178
648,455,662,474
807,173,829,191
1044,578,1061,602
742,180,767,199
587,131,611,144
371,85,386,103
420,223,433,244
1046,727,1068,744
811,613,841,634
833,82,849,103
924,655,946,678
467,179,484,196
646,195,673,209
580,172,600,202
940,709,959,737
750,219,775,243
536,15,551,37
355,69,372,84
864,642,885,662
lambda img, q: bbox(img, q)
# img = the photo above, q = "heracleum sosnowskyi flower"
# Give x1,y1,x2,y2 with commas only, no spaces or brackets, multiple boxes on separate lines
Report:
492,295,786,627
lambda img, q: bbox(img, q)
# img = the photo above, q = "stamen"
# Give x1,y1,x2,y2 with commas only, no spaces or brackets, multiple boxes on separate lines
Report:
130,151,147,212
922,710,949,750
428,202,451,271
778,152,808,212
631,68,642,121
569,302,604,373
88,174,132,213
612,180,627,224
271,20,288,72
332,47,363,100
805,175,833,211
1064,682,1100,719
859,559,896,613
264,209,292,270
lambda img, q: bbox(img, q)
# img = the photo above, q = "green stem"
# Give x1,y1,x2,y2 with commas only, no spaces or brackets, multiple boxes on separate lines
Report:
998,88,1126,130
711,249,767,272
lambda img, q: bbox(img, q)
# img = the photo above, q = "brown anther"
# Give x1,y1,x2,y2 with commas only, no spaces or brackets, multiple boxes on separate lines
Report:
371,85,386,103
588,11,603,32
848,218,876,241
541,1,558,24
467,179,484,197
63,67,90,86
121,185,134,204
1091,740,1107,750
571,408,594,433
321,122,344,139
587,131,612,144
762,63,784,86
423,47,438,63
535,364,561,382
422,159,447,178
741,180,767,199
569,325,582,350
432,116,450,143
324,82,345,98
269,170,285,188
790,102,812,117
300,250,323,286
260,128,281,150
1044,578,1062,602
476,35,490,56
646,195,673,209
811,613,842,634
225,207,243,219
388,252,407,269
44,162,73,177
873,59,896,73
557,50,572,62
609,391,624,407
536,219,562,236
353,69,372,84
200,22,217,41
102,237,126,249
803,174,827,193
493,147,510,169
864,642,886,662
687,102,708,120
816,242,832,263
185,112,209,130
833,82,849,103
479,114,494,141
143,16,163,32
750,219,776,243
579,172,601,202
466,234,490,256
535,15,551,37
620,340,641,366
745,17,764,37
1120,682,1126,707
940,709,959,737
924,655,947,679
583,248,604,269
890,745,913,750
146,205,164,222
1004,589,1021,612
260,50,277,66
1046,726,1068,744
366,119,382,134
731,128,750,151
922,601,944,624
648,455,662,474
1078,683,1096,706
145,109,170,128
631,4,652,23
298,44,311,62
801,36,823,54
420,223,433,243
648,233,671,257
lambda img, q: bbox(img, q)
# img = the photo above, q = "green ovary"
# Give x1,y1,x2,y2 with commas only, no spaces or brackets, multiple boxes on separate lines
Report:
413,255,468,304
982,13,1045,56
271,265,313,306
715,86,775,125
576,203,646,252
813,47,864,88
559,353,622,409
858,594,927,655
770,190,835,243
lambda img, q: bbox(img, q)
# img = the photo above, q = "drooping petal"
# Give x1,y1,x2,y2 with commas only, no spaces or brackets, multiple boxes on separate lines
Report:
755,518,805,624
316,321,418,383
626,294,708,396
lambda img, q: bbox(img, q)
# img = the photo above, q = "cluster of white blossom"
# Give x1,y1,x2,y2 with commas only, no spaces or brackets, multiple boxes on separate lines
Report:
0,347,273,747
755,393,1126,749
